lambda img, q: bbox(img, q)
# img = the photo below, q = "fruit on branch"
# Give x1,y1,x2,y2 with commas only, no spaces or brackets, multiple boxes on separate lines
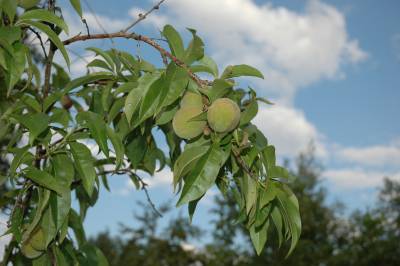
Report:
21,242,42,259
172,106,206,139
207,98,240,133
29,228,47,251
180,92,204,109
17,0,40,9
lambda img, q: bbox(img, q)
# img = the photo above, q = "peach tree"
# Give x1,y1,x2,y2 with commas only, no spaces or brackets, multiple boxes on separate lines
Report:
0,0,301,264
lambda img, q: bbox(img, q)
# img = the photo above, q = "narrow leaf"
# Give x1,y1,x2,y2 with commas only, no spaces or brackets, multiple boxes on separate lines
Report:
24,168,66,196
69,142,96,197
221,64,264,79
17,9,69,34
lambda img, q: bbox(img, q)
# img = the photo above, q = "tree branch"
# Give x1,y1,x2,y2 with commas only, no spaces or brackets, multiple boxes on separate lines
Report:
63,32,212,88
122,0,167,32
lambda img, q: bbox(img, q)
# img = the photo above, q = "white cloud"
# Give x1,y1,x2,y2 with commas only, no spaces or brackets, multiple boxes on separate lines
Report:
253,105,326,158
146,0,367,101
324,168,400,190
337,144,400,167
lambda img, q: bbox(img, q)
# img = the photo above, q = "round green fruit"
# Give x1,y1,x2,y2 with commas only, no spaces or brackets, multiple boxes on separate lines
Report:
207,98,240,133
172,107,206,139
21,242,43,259
17,0,40,9
30,228,47,251
180,92,203,109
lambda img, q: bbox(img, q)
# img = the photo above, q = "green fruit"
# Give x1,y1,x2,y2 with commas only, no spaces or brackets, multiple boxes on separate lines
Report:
172,107,206,139
30,228,47,251
21,242,43,259
207,98,240,133
180,92,203,109
17,0,40,9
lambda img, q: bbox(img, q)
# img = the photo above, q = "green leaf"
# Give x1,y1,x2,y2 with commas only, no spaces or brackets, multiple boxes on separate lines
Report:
262,145,276,169
0,26,22,44
191,55,219,78
69,209,86,248
108,97,125,123
53,246,69,266
24,168,66,196
69,0,83,18
50,190,71,233
240,100,258,126
106,127,124,169
12,113,49,145
21,21,70,67
188,197,202,223
20,188,50,246
163,25,185,59
125,134,146,168
250,220,269,255
271,206,283,247
87,58,112,71
69,142,96,197
17,9,69,34
87,47,115,71
269,166,291,180
184,29,204,65
1,0,17,22
124,72,160,124
77,111,109,157
43,72,113,112
243,174,257,214
173,145,209,191
259,184,277,208
52,154,74,186
156,104,179,126
208,79,233,102
276,186,301,256
157,64,189,110
50,108,71,128
9,146,32,177
6,43,27,97
21,94,41,113
137,76,165,124
221,64,264,79
177,144,230,206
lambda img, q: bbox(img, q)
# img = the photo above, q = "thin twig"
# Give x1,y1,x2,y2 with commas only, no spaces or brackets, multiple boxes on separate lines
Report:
232,147,257,181
27,27,48,60
98,168,163,217
63,32,212,88
122,0,167,32
42,45,55,99
82,18,90,36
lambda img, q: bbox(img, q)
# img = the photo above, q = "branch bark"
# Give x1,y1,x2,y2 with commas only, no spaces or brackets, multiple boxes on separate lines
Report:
122,0,167,32
63,32,212,88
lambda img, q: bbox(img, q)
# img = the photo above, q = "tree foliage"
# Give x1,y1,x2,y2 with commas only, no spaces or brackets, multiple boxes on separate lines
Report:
0,0,301,264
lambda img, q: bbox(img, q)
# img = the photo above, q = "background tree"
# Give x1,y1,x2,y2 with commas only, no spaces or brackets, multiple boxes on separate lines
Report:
0,0,301,264
91,201,206,266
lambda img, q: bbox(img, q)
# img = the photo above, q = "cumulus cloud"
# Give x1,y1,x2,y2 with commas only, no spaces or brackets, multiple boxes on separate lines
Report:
143,0,367,101
253,105,326,158
324,168,400,190
337,144,400,167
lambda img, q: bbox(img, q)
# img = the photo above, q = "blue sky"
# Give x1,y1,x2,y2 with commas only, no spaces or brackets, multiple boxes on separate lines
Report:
2,0,399,249
53,0,400,239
